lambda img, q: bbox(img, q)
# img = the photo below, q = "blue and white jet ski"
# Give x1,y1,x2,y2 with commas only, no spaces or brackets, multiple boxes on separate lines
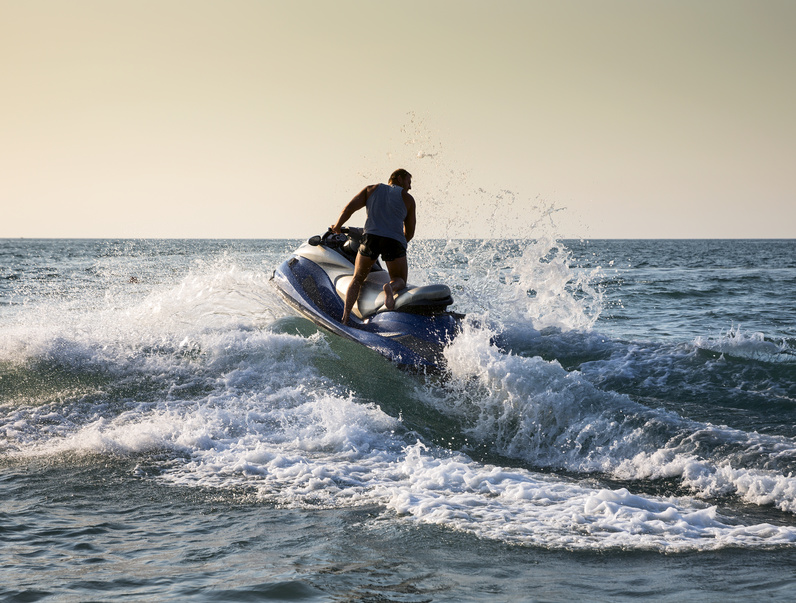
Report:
271,227,462,370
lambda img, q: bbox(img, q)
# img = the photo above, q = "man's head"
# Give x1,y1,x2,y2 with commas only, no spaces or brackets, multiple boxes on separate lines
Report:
389,168,412,190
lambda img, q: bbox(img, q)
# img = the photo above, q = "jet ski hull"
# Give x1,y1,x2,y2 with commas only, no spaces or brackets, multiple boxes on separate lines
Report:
271,239,461,370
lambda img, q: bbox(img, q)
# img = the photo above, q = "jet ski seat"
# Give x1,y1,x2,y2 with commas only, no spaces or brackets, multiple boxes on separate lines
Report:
335,272,453,319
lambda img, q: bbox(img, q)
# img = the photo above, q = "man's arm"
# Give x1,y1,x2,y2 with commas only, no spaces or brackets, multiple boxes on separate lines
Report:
402,191,416,243
331,185,377,233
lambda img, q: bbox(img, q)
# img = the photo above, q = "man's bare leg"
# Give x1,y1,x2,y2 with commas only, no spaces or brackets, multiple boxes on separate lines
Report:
383,256,408,311
342,253,376,325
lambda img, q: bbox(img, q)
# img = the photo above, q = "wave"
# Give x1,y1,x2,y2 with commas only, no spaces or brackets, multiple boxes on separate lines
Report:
695,325,796,364
2,244,796,552
437,321,796,515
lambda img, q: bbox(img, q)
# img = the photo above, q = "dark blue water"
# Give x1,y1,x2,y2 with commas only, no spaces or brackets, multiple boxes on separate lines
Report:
2,238,795,601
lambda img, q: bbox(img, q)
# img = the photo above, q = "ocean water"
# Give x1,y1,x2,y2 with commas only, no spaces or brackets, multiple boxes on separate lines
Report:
1,237,795,602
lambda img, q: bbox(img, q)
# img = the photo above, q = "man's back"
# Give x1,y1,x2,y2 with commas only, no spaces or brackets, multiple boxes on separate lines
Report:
364,184,408,245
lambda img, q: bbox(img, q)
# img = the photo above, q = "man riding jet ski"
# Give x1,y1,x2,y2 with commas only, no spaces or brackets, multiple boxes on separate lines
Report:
331,168,416,325
272,169,462,369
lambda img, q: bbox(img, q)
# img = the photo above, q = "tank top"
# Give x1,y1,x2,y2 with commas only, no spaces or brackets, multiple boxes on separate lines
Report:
363,184,407,246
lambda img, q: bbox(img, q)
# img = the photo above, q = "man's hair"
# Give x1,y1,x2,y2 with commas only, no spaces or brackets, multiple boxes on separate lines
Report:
388,168,412,184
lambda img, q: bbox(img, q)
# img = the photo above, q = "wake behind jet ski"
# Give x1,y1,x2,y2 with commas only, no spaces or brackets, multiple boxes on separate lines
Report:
271,227,462,370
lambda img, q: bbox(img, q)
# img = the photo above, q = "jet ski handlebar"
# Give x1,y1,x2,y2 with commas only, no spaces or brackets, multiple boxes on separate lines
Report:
309,227,364,248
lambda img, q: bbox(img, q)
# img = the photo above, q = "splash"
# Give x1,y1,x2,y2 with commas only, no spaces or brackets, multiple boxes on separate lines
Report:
499,235,604,331
0,258,279,366
360,111,571,240
412,235,604,334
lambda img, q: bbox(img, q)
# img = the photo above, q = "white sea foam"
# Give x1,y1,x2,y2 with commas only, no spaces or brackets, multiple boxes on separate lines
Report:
695,325,794,363
377,443,796,552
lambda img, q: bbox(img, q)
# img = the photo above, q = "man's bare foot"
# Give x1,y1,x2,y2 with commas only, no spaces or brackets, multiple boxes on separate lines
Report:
383,283,395,310
341,312,349,325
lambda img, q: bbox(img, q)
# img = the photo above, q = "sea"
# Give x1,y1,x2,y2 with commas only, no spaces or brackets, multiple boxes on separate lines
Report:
1,237,795,602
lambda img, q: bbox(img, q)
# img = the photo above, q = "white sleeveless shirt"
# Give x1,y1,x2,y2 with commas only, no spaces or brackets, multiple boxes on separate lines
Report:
363,184,407,246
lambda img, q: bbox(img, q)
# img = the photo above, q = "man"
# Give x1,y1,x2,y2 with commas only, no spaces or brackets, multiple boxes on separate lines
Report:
330,168,416,325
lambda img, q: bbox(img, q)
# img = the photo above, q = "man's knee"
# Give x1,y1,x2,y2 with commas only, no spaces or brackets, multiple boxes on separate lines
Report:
350,271,368,286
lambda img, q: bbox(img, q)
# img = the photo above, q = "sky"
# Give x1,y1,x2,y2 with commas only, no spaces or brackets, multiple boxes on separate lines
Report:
2,0,794,239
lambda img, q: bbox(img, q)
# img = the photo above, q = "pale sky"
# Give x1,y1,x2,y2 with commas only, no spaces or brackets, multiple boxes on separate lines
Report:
2,0,794,239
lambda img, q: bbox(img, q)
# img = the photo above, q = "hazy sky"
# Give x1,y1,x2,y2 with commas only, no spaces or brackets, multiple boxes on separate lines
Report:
2,0,794,238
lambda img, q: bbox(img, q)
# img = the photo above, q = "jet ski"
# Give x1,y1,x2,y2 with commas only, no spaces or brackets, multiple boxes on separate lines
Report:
271,227,462,370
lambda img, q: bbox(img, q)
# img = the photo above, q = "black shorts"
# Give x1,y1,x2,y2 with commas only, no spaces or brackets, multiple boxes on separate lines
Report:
358,234,407,262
